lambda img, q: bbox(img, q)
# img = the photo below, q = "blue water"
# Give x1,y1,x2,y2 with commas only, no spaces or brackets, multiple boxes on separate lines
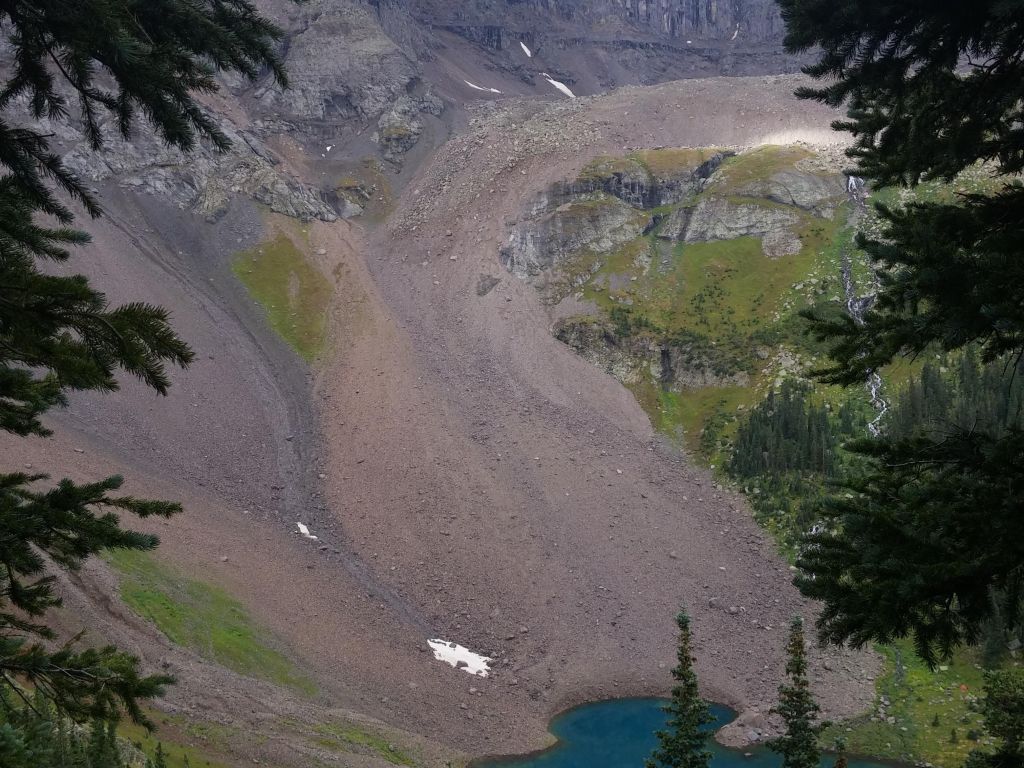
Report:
477,698,896,768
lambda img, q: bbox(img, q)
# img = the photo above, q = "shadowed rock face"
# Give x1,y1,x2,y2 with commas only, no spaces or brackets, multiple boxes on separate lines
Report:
403,0,788,43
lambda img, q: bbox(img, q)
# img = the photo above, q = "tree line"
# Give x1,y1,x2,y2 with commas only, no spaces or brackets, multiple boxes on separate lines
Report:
651,611,1024,768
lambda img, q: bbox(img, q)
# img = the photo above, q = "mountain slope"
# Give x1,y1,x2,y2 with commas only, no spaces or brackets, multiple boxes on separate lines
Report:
0,5,875,766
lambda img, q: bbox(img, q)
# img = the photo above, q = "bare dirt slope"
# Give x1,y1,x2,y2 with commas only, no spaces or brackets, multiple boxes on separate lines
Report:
314,74,878,755
2,74,878,765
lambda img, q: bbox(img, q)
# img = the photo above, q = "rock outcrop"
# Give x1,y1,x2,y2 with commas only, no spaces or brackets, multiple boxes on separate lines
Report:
555,317,751,391
675,197,800,256
405,0,789,44
59,115,338,223
394,0,803,84
252,3,420,123
501,194,651,278
738,169,846,216
373,92,445,162
501,149,727,281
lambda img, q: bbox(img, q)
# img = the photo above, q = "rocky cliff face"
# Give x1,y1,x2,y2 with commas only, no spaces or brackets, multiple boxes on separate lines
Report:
390,0,801,84
501,144,849,398
405,0,788,43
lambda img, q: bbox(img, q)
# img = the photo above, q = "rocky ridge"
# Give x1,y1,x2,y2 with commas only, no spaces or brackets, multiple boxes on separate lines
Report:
500,142,850,402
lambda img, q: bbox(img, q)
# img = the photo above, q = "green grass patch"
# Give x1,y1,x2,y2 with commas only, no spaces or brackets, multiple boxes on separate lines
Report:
654,385,756,459
107,549,316,696
821,641,993,767
630,147,720,176
312,722,416,766
578,155,644,183
232,232,332,361
713,145,814,193
119,718,235,768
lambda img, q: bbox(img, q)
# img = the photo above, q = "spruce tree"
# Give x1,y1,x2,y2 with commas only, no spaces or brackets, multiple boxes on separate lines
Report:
963,669,1024,768
770,618,821,768
647,611,712,768
0,0,291,755
776,0,1024,665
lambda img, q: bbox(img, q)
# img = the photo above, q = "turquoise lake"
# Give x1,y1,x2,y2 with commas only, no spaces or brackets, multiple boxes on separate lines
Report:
477,698,896,768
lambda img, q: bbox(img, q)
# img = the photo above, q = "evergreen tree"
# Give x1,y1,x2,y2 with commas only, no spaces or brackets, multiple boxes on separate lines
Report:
770,618,821,768
647,611,712,768
152,742,169,768
964,669,1024,768
0,0,291,756
777,0,1024,664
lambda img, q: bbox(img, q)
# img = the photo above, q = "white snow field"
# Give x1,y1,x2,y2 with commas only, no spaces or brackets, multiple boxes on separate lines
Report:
427,639,493,677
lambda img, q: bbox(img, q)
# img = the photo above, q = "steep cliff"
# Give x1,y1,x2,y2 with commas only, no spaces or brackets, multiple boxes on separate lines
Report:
386,0,802,87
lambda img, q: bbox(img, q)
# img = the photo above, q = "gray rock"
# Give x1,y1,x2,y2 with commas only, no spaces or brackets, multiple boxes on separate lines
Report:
554,317,750,391
61,115,336,222
476,275,502,296
761,228,803,258
683,197,799,243
253,4,419,123
740,170,845,216
501,194,650,280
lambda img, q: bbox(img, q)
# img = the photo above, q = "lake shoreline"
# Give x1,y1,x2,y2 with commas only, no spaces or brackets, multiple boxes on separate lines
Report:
470,697,911,768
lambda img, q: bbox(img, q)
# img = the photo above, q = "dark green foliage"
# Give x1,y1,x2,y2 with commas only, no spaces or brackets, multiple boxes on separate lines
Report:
777,1,1024,184
727,381,862,545
730,381,847,478
973,669,1024,761
0,0,289,752
0,689,128,767
802,187,1024,387
769,618,821,768
776,0,1024,665
148,742,168,768
647,611,712,768
795,352,1024,665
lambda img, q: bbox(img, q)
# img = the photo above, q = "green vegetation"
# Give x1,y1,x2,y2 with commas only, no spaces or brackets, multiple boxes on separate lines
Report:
713,146,813,193
107,549,315,696
631,148,720,177
728,380,866,551
564,155,849,451
119,717,233,768
647,611,712,768
311,721,416,766
232,231,333,361
782,0,1024,663
821,642,991,767
770,619,822,768
0,0,288,761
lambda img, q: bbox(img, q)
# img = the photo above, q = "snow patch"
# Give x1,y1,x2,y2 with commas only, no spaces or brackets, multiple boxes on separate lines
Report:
731,24,739,41
428,639,492,677
539,73,575,99
520,41,533,57
464,80,502,94
296,522,319,541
